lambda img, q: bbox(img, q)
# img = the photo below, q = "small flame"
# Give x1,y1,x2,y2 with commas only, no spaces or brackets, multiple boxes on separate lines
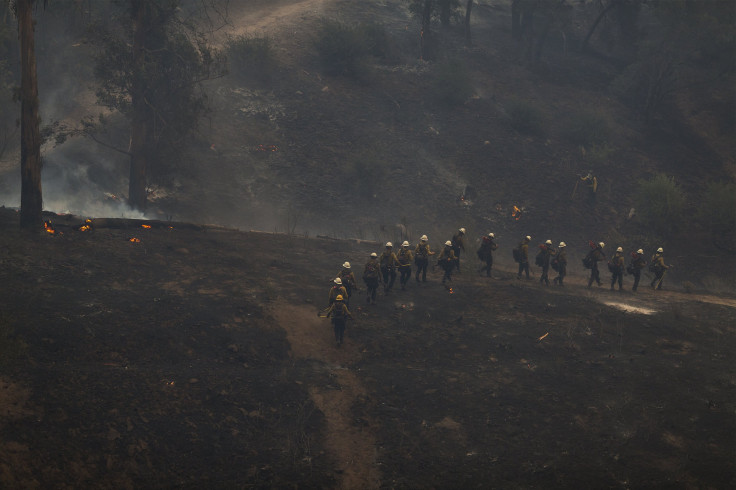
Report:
79,219,92,232
512,205,522,221
141,224,152,229
129,237,140,243
44,221,55,234
449,287,454,294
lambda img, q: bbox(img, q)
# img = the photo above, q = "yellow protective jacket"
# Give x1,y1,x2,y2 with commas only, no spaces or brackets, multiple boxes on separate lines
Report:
439,246,456,263
328,285,347,304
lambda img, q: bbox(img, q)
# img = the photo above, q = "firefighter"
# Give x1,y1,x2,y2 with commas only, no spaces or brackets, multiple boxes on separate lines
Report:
337,262,358,306
363,252,381,305
451,227,466,272
650,247,671,290
516,235,531,280
323,295,352,347
553,242,567,286
438,240,457,285
539,239,555,286
610,246,625,291
397,241,414,290
477,232,497,278
586,242,606,288
414,235,435,283
379,242,400,294
328,277,347,306
629,248,646,292
580,170,598,204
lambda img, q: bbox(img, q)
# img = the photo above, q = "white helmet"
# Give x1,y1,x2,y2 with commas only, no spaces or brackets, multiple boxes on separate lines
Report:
637,249,644,254
616,246,623,252
488,233,495,238
386,242,392,247
459,227,466,234
559,242,566,248
545,239,552,245
525,235,531,241
370,252,377,258
445,240,452,246
402,241,409,247
420,235,428,242
342,261,351,269
334,277,342,285
599,242,605,248
657,247,663,253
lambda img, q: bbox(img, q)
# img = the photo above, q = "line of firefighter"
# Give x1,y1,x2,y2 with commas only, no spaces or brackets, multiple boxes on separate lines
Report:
321,230,672,346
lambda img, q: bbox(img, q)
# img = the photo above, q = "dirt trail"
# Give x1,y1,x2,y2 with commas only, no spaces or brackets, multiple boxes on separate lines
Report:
273,304,381,490
217,0,329,41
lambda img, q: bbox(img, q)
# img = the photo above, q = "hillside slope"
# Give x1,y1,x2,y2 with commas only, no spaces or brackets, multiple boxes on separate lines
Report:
0,207,734,488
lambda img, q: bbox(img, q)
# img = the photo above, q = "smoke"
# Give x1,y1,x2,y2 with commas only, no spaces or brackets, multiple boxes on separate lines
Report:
0,137,146,219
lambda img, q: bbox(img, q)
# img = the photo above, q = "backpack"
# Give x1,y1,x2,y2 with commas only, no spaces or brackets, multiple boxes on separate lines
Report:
582,252,594,269
512,247,521,263
398,249,411,265
535,250,545,267
331,303,346,321
364,261,378,279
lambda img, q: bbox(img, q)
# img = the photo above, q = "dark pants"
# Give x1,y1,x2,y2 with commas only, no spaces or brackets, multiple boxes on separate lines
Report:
441,261,454,283
632,271,641,291
588,264,601,287
332,319,345,345
554,265,566,285
611,270,623,290
399,266,412,288
517,261,529,279
540,265,550,286
381,267,396,292
364,277,379,303
452,247,462,271
415,258,428,282
480,255,493,276
651,270,665,289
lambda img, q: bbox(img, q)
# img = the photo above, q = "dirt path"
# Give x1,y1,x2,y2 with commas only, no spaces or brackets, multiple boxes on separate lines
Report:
273,304,381,490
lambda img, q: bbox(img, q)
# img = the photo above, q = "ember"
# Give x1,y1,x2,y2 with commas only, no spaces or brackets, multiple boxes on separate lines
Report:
129,237,141,243
256,144,278,152
44,221,55,234
448,287,454,294
512,205,522,221
79,219,92,232
141,224,152,229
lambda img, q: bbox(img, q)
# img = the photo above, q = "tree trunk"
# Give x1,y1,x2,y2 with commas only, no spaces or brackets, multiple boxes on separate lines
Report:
464,0,474,47
511,0,521,41
18,0,43,231
581,0,618,53
420,0,432,60
439,0,451,28
129,0,148,211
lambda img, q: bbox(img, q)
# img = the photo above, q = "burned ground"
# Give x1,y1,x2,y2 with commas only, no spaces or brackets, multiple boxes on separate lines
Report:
0,208,734,488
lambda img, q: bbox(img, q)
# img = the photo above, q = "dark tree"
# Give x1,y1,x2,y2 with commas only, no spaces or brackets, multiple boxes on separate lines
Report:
17,0,43,230
92,0,225,211
464,0,473,46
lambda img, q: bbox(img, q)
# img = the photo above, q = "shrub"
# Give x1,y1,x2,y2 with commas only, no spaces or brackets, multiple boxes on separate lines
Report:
225,34,276,82
634,174,686,236
314,20,373,78
700,181,736,235
564,110,610,148
433,60,473,106
505,98,545,137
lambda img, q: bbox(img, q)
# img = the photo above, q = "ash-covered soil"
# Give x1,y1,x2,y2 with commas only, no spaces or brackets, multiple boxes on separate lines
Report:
0,208,734,488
